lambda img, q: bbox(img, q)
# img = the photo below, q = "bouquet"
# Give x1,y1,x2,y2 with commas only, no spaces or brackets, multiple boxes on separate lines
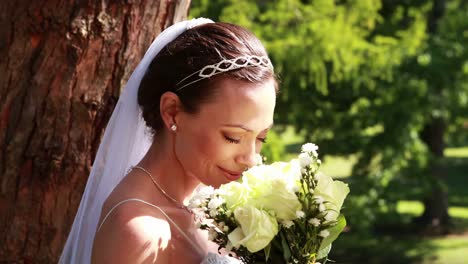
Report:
189,143,350,263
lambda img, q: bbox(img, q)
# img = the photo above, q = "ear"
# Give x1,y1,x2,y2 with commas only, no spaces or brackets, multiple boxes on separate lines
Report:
160,92,183,131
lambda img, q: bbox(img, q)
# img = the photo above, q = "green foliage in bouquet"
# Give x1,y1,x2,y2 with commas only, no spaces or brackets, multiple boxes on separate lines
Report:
189,143,350,263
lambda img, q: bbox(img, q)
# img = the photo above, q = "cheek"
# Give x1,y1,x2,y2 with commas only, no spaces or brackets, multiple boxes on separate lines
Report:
176,130,222,172
193,132,229,163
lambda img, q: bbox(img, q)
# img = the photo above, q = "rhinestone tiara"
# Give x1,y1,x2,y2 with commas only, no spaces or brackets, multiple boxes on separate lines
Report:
174,55,273,91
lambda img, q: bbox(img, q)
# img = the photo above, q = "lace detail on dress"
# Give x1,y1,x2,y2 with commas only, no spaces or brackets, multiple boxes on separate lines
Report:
201,253,244,264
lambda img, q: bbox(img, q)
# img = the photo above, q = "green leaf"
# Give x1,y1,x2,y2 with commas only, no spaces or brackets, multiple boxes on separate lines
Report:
316,243,332,260
319,214,347,251
280,232,291,262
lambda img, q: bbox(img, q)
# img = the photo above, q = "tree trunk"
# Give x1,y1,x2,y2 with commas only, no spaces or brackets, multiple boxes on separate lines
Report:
416,0,450,234
418,118,450,233
0,0,190,262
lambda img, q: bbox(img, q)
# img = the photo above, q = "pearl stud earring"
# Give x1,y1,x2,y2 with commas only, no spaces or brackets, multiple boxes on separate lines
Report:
170,124,177,131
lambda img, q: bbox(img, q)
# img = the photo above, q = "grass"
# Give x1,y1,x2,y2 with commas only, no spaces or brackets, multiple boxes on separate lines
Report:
275,127,468,263
328,197,468,264
333,147,468,264
445,147,468,158
425,237,468,264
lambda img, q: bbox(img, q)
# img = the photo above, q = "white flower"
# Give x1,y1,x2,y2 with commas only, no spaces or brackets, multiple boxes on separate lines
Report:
192,185,215,201
301,143,318,154
210,209,218,217
193,210,205,221
308,218,321,227
214,188,227,196
296,211,305,218
208,227,218,241
282,220,295,229
318,230,330,238
208,196,225,210
188,198,202,209
299,153,312,168
317,159,322,165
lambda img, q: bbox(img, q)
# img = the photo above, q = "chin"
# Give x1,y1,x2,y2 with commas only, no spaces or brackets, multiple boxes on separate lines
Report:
206,175,229,188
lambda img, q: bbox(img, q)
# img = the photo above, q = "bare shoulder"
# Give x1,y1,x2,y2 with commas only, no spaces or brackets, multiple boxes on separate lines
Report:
92,200,172,264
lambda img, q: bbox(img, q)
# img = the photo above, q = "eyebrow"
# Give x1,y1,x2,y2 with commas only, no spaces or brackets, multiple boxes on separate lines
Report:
221,123,274,132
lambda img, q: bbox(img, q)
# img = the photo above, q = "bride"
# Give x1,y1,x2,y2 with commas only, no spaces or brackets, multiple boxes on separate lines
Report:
59,18,277,263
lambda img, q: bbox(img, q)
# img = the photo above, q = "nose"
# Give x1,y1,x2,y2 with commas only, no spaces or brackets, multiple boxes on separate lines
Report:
236,141,258,169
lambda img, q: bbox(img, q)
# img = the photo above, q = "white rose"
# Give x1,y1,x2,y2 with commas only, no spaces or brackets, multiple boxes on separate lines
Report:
314,172,350,220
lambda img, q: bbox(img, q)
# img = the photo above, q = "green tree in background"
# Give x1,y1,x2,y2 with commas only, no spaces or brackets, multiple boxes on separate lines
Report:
190,0,468,233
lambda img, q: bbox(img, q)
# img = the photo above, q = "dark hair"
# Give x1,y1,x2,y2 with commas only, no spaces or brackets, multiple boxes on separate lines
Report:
138,22,277,133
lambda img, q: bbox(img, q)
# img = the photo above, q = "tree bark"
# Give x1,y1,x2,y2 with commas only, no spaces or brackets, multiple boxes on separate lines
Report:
0,0,190,262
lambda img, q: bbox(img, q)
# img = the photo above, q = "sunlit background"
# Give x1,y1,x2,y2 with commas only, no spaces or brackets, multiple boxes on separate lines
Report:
191,0,468,263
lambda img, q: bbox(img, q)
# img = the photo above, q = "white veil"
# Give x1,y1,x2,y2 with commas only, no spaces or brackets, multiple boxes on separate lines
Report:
59,18,214,264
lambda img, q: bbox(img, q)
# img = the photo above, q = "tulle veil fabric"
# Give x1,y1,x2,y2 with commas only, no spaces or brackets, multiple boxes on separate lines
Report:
59,18,214,264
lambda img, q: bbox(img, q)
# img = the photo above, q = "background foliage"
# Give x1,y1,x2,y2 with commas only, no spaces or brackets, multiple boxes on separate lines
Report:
191,0,468,262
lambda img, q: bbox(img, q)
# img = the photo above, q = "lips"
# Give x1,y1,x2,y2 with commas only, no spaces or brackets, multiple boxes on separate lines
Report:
218,166,243,181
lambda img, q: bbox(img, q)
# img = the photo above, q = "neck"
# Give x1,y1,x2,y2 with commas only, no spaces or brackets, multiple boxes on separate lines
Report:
137,133,200,206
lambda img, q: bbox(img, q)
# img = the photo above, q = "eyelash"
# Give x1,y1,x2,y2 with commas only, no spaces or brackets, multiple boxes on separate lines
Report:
224,135,267,144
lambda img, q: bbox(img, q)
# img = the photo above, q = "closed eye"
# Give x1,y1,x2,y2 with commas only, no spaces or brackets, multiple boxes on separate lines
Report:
223,134,268,144
224,135,240,144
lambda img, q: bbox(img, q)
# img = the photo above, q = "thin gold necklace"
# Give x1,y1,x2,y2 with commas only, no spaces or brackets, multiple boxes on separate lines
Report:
133,166,191,213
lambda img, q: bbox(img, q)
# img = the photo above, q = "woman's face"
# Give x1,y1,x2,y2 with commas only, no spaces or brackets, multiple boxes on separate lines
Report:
175,77,276,188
